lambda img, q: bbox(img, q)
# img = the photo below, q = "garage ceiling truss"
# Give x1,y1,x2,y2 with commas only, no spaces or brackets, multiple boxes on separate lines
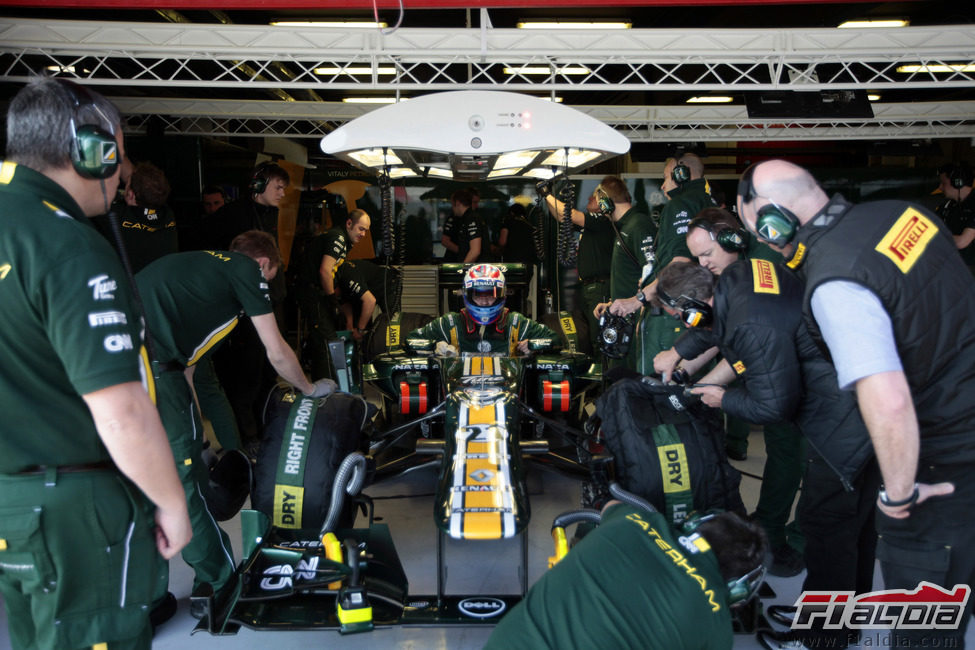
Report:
2,17,974,141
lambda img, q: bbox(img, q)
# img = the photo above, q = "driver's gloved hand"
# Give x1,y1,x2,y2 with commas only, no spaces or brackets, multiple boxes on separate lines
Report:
435,341,459,358
307,378,338,397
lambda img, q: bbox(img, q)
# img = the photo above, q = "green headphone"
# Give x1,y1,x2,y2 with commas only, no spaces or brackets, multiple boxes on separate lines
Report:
61,80,119,180
672,161,691,186
595,184,615,216
737,164,800,247
249,161,274,195
688,216,749,253
679,510,767,606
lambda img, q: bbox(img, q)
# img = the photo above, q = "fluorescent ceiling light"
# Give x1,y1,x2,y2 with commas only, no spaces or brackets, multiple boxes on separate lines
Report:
540,97,564,103
686,96,734,104
517,21,631,30
897,64,975,73
867,94,881,101
495,150,541,169
837,19,908,29
503,66,590,76
540,149,602,167
342,97,405,104
388,168,417,179
46,65,76,73
314,66,397,76
522,168,557,179
347,148,403,167
426,168,454,179
271,21,387,28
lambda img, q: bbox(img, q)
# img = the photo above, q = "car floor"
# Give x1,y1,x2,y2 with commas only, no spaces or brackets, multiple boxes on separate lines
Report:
2,428,973,650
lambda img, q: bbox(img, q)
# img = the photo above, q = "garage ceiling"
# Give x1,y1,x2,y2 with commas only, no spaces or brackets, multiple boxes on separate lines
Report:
0,1,973,162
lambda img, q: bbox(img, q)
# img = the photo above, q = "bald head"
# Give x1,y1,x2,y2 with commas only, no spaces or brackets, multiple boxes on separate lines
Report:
737,159,829,241
677,153,704,179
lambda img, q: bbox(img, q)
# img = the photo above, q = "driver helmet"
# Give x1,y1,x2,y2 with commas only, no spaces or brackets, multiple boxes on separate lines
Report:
462,263,506,325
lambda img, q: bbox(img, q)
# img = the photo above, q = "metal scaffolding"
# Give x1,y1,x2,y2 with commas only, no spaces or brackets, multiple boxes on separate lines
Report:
2,17,975,141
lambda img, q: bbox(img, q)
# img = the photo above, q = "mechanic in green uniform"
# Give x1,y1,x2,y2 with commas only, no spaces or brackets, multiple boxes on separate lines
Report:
0,77,191,650
92,160,178,274
334,258,394,344
297,208,371,378
407,264,556,355
539,181,615,351
589,175,657,370
485,500,767,650
610,154,716,373
136,229,337,612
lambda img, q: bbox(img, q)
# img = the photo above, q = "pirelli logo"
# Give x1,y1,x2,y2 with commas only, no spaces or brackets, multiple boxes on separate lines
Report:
751,259,780,295
733,360,746,375
657,443,690,494
386,324,400,347
875,208,937,274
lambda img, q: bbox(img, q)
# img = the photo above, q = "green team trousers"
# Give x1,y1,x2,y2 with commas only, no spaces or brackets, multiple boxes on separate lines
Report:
153,365,236,598
0,469,160,649
635,310,686,375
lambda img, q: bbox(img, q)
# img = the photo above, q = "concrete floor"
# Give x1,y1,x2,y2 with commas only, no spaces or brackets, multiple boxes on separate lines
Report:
3,429,973,649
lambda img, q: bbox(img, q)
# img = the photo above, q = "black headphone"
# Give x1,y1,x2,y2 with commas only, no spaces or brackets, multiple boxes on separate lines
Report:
688,216,749,253
657,287,713,328
249,161,276,195
672,161,692,186
60,80,119,180
595,184,615,217
943,162,974,190
737,164,800,247
679,511,766,606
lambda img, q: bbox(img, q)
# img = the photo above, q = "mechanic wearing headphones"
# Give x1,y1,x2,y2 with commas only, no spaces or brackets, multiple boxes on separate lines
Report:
589,175,657,369
136,229,336,619
609,153,716,374
297,208,371,378
657,260,878,649
935,161,975,275
0,77,191,649
485,501,767,650
407,264,555,355
652,208,804,579
738,159,975,648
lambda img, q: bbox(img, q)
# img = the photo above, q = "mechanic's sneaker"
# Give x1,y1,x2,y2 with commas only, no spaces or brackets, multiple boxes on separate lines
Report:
726,445,747,461
769,544,805,577
756,629,811,650
767,604,798,627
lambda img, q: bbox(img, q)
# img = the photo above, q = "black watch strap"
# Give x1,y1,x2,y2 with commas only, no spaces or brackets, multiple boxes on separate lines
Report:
879,483,919,507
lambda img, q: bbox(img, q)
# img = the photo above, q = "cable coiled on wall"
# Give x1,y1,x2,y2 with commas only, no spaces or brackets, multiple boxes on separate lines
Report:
556,178,578,268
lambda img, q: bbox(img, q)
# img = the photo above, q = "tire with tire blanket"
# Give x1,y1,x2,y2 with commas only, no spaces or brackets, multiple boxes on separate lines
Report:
253,388,370,530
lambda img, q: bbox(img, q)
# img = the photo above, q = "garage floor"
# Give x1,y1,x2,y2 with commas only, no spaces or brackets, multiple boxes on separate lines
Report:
2,429,973,649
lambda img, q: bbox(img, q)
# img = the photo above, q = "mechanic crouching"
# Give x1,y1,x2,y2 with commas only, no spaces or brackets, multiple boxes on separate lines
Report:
407,264,555,355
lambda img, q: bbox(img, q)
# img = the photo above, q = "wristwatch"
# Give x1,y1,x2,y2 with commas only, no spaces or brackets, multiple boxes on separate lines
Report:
636,291,649,305
878,483,919,508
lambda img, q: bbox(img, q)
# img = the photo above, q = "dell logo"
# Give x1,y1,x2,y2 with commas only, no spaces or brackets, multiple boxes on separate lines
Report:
458,597,506,619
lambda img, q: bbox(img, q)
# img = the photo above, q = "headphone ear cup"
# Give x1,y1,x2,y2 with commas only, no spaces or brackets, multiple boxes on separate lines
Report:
71,124,118,179
597,195,615,216
249,170,269,195
672,163,691,186
755,203,799,247
715,227,749,253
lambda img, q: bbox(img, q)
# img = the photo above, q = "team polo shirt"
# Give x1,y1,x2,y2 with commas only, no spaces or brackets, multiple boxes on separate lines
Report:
302,226,349,289
609,208,657,299
0,162,146,473
136,250,272,366
578,211,615,282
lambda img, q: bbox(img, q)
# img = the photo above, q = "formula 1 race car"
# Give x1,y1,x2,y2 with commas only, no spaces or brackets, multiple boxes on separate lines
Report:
193,321,604,635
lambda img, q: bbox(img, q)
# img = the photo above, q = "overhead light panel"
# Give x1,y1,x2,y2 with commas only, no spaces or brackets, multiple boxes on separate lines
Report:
897,64,975,73
271,21,387,28
837,19,908,28
503,66,590,76
321,90,630,182
686,96,734,104
867,94,881,101
517,21,631,30
315,66,397,76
